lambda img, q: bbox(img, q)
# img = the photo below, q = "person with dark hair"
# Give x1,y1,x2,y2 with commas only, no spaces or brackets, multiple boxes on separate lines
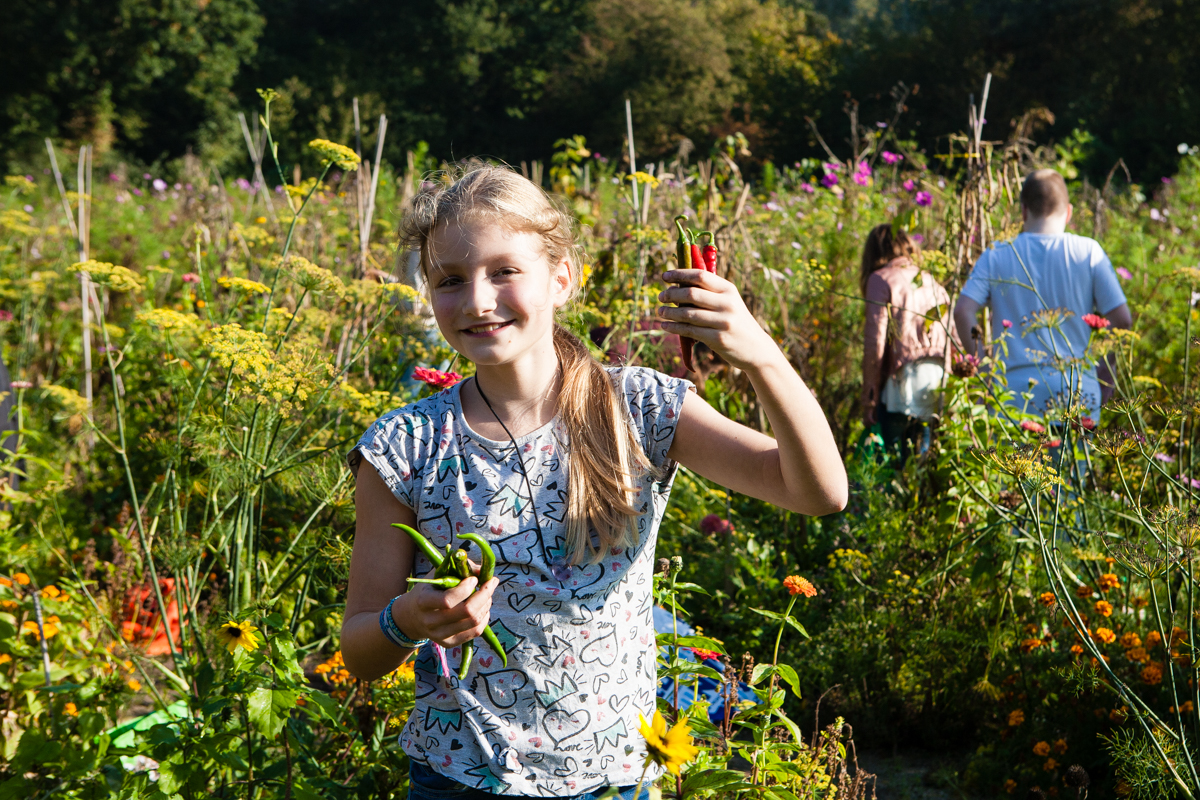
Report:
861,224,958,460
953,169,1132,422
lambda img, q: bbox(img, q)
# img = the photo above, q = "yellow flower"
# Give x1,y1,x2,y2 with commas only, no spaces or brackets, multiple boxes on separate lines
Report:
1093,627,1116,645
0,654,11,664
41,585,60,599
218,276,270,295
14,573,30,585
308,139,361,171
638,710,699,776
22,615,60,640
280,254,345,297
126,679,141,692
64,702,79,716
218,619,261,654
73,260,144,292
136,308,200,333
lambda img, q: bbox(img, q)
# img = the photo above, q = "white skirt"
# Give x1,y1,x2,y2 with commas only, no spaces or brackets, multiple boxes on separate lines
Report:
882,357,945,420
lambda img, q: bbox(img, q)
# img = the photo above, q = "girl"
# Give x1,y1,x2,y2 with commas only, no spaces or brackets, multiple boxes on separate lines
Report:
859,224,958,460
342,166,846,799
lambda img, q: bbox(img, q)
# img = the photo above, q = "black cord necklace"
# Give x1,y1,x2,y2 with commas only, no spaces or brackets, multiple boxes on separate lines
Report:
473,376,546,542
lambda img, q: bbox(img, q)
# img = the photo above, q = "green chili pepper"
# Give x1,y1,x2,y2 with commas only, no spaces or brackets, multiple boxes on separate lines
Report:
457,533,507,669
672,215,699,372
392,523,446,568
406,576,463,589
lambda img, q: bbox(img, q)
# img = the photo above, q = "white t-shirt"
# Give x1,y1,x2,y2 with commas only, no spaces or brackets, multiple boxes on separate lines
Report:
349,366,690,795
960,232,1127,420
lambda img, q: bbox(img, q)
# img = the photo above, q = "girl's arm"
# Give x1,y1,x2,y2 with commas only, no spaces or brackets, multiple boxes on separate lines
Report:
659,269,848,516
341,462,498,681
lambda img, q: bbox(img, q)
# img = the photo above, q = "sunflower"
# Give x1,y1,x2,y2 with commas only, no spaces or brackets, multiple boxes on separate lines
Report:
218,620,261,654
638,710,699,776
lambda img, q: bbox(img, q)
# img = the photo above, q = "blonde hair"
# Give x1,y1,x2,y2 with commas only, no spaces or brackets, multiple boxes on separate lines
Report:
400,164,653,565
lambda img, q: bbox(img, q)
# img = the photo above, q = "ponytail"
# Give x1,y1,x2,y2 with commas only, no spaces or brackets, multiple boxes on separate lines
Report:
401,163,653,564
554,325,654,564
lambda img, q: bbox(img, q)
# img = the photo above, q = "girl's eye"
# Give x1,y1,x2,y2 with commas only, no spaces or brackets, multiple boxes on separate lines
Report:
436,276,463,288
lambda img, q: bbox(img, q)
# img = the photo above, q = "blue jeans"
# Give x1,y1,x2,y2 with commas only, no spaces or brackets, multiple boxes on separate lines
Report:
408,761,650,800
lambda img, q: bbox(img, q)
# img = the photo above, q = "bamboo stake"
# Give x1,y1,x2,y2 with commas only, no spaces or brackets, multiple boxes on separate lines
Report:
625,98,639,218
359,115,388,273
238,112,277,224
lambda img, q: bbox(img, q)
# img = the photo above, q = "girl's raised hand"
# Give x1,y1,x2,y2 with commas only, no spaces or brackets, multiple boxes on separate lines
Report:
657,269,780,370
397,571,500,648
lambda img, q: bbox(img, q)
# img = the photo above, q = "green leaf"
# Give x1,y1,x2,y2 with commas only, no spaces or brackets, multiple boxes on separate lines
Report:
247,688,298,739
748,608,809,637
671,582,710,596
775,664,802,698
750,663,774,686
655,634,726,653
681,769,743,796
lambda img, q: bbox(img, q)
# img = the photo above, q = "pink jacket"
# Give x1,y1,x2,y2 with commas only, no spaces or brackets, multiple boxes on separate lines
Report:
862,257,959,410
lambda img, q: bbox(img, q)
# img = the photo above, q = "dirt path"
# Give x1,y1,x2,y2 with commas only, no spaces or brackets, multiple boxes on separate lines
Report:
856,751,976,800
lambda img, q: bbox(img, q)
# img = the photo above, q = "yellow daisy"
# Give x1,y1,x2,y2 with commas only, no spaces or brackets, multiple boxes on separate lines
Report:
638,710,699,776
218,620,261,654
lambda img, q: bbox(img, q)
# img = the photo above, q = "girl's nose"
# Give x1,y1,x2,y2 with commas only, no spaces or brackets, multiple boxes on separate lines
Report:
462,275,498,316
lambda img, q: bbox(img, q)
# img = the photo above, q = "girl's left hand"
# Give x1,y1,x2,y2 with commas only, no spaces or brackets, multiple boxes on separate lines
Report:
657,269,780,371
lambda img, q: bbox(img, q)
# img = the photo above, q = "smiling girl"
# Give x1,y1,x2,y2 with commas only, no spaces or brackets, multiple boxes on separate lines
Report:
342,165,846,799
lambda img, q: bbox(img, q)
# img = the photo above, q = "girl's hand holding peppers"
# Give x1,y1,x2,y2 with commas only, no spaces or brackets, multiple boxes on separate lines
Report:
393,567,499,650
656,269,780,371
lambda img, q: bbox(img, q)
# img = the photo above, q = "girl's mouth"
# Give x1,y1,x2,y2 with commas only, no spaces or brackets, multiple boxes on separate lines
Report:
463,320,514,337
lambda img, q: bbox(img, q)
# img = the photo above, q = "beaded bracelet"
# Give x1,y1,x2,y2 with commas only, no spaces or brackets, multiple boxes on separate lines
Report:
379,595,429,649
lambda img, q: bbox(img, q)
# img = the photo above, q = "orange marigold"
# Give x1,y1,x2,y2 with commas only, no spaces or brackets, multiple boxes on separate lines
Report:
1004,779,1018,794
1075,584,1094,599
1141,664,1164,685
1021,638,1044,653
1053,738,1068,754
1094,627,1116,645
1097,573,1120,592
1039,592,1057,607
783,575,817,598
1008,709,1025,726
1181,701,1195,714
1146,631,1162,648
1033,741,1051,756
1094,600,1114,617
1132,596,1149,609
1120,632,1142,649
63,702,78,716
1127,647,1149,664
1044,758,1059,771
1070,644,1085,656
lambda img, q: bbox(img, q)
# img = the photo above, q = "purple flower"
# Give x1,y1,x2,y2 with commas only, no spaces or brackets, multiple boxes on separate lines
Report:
911,233,925,244
131,187,143,196
799,182,815,193
1116,267,1132,280
1178,474,1200,489
236,178,251,191
823,161,842,172
275,185,285,194
162,250,172,260
821,173,839,189
143,173,152,180
764,201,782,212
853,171,870,186
1163,177,1173,184
23,204,33,213
109,173,120,182
115,193,127,203
903,179,916,192
152,178,167,192
915,191,933,207
876,122,888,129
881,151,903,165
173,182,182,190
1155,453,1176,463
1150,208,1162,221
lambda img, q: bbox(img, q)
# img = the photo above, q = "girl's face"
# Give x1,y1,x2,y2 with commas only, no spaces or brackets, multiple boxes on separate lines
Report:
425,218,572,368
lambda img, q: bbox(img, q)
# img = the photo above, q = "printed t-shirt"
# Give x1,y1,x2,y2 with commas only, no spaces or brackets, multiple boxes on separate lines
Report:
349,366,691,796
960,232,1127,420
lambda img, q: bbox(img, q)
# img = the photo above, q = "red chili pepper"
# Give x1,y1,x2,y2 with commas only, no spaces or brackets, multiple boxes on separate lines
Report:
690,242,704,274
700,232,718,273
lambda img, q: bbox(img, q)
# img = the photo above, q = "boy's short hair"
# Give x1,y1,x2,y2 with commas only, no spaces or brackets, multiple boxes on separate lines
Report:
1021,169,1070,218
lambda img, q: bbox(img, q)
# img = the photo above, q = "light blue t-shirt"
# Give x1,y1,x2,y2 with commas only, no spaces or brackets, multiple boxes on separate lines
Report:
961,232,1127,420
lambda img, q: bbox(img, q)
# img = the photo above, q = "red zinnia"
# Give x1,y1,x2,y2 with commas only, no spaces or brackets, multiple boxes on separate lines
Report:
1082,313,1110,330
1020,420,1046,434
1079,417,1096,431
688,647,721,661
412,366,464,390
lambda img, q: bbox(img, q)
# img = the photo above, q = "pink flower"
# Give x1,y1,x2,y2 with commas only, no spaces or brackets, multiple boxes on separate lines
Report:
1043,439,1062,449
1082,313,1110,330
1002,319,1013,329
1116,267,1132,280
881,151,903,165
1021,420,1046,434
799,182,815,193
11,380,32,389
1155,453,1176,463
853,171,870,186
412,366,464,390
181,273,201,283
823,161,842,172
700,514,733,536
915,191,933,207
0,310,12,322
821,173,839,189
152,178,167,193
1177,474,1200,489
903,179,916,192
1079,417,1096,431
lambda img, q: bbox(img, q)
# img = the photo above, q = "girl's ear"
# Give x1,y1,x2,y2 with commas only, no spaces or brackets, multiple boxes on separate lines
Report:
551,256,573,308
